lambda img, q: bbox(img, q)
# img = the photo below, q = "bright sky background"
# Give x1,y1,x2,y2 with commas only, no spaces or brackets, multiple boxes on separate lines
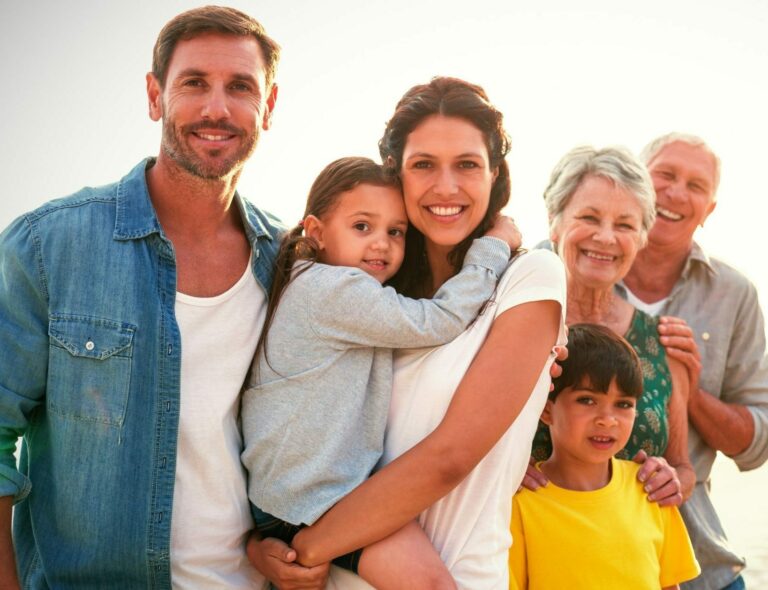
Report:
2,0,767,579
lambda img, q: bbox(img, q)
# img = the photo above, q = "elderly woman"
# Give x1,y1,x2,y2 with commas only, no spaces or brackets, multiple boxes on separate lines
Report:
530,145,696,501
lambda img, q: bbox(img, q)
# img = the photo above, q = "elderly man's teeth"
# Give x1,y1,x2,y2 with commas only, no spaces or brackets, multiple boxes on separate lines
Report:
657,207,683,221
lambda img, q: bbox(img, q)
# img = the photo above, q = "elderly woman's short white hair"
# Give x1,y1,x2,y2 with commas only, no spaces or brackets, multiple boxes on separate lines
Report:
544,145,657,238
640,132,721,196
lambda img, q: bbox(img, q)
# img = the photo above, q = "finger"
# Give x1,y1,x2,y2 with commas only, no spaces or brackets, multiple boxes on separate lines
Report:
658,316,689,326
654,491,684,508
659,335,700,355
262,536,297,563
664,348,702,371
647,480,682,505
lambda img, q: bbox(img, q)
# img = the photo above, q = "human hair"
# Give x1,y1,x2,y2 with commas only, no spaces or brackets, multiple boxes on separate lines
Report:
379,76,512,297
152,6,281,89
254,157,401,368
550,323,643,402
640,132,721,197
544,145,656,244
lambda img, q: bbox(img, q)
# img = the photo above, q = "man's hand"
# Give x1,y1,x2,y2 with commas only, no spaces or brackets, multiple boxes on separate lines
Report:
246,533,329,590
658,316,701,395
633,450,683,507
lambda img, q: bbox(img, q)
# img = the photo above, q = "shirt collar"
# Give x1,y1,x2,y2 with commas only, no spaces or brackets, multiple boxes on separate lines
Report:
683,241,716,278
113,158,275,245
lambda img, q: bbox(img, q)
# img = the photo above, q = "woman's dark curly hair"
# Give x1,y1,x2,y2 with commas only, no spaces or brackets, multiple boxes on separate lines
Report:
379,76,512,297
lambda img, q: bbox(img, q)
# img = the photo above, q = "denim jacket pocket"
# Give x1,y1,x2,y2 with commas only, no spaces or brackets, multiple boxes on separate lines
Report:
48,314,136,426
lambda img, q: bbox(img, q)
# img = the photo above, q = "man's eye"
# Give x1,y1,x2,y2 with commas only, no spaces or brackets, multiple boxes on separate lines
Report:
183,79,204,87
231,82,251,92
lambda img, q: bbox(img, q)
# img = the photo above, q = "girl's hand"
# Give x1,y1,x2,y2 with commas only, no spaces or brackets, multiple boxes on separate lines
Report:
658,316,702,395
632,450,683,507
246,533,330,590
484,215,522,251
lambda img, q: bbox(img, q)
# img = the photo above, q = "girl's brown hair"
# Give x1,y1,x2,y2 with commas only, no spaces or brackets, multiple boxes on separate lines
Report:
379,76,512,297
254,157,400,369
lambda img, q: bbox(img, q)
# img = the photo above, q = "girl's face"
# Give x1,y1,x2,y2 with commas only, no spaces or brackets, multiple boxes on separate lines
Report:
308,184,408,284
551,175,645,290
400,115,497,250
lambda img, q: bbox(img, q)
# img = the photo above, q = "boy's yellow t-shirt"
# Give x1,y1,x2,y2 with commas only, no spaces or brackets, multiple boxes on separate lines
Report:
509,458,700,589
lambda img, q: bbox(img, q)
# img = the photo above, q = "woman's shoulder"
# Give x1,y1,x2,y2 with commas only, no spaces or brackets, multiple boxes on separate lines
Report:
497,249,566,295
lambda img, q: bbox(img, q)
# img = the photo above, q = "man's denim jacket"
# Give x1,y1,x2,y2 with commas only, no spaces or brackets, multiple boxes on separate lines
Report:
0,159,283,588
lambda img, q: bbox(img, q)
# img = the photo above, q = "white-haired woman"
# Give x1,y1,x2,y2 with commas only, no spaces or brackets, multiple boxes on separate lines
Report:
528,145,696,502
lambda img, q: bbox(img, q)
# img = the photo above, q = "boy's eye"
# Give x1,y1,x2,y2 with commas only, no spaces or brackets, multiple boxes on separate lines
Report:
575,396,595,405
353,222,370,232
616,400,636,410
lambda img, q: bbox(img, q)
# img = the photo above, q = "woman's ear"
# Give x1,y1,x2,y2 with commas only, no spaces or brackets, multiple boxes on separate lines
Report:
302,215,324,249
491,166,499,182
540,399,555,426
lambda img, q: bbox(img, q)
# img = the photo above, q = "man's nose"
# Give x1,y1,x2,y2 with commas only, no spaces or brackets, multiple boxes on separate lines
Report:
201,86,231,120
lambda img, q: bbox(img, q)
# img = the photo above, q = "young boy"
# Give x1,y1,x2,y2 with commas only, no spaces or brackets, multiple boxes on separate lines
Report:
509,323,700,590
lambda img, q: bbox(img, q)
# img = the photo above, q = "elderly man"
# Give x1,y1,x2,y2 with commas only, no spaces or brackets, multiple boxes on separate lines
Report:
619,133,768,590
0,7,301,588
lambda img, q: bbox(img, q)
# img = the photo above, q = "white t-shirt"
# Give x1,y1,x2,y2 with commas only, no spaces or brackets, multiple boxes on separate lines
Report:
170,263,267,589
623,284,667,317
329,250,567,589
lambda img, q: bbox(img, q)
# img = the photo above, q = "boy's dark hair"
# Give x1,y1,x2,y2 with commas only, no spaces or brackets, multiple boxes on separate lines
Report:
551,323,643,400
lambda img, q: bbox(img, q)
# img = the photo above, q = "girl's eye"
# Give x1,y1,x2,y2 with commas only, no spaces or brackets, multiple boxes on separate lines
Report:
388,228,405,237
353,222,370,232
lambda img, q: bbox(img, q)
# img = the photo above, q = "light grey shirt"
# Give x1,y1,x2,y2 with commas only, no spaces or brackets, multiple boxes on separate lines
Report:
617,241,768,590
241,236,510,526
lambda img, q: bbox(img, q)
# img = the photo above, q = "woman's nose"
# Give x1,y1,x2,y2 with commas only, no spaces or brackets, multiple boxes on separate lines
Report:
593,223,616,244
433,167,459,196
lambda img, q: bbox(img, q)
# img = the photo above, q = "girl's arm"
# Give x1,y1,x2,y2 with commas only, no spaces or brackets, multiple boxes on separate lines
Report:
292,299,562,566
662,357,696,502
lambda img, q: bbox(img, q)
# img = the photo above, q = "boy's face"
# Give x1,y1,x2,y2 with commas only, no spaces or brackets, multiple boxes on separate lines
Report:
542,378,637,464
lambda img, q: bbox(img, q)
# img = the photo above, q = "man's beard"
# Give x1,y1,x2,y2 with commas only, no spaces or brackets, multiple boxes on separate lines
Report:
161,116,258,180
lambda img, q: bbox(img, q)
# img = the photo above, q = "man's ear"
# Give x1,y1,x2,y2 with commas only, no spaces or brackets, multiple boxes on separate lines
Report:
540,399,555,426
302,214,324,249
146,73,163,122
700,199,717,228
262,83,279,131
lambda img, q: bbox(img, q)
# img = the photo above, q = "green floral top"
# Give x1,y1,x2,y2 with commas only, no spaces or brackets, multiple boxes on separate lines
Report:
531,310,673,461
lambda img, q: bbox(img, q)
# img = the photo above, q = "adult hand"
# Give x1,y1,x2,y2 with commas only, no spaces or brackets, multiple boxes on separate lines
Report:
520,457,548,491
246,533,330,590
548,343,568,390
632,450,683,507
658,316,701,395
484,214,522,252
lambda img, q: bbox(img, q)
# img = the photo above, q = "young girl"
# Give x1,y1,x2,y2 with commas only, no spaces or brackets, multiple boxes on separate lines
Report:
241,156,518,588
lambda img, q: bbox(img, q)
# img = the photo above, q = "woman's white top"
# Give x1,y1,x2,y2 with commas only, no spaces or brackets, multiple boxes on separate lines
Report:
329,250,567,589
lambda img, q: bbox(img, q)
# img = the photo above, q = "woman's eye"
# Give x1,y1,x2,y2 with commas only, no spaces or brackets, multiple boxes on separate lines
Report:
458,161,479,169
617,223,636,231
412,161,432,169
578,215,599,223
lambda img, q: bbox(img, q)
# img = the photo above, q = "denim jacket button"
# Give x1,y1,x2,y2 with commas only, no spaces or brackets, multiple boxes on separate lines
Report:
85,340,95,351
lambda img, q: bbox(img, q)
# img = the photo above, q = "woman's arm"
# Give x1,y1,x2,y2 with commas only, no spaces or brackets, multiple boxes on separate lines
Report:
292,299,562,566
662,357,695,502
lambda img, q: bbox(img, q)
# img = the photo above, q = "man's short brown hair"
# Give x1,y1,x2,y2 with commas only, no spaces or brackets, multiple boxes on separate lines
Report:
152,5,280,88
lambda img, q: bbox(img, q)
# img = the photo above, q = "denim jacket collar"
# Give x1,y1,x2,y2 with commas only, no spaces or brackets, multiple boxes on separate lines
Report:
113,158,278,246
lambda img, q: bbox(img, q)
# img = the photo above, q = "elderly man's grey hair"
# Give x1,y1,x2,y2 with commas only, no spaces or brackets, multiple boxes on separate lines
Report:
544,145,657,242
640,132,721,197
